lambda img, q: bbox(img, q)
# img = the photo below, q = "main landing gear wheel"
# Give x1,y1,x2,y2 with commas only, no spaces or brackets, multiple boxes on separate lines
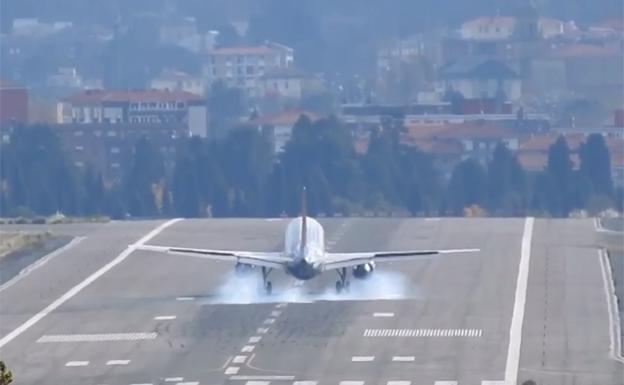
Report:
261,266,273,296
335,267,350,294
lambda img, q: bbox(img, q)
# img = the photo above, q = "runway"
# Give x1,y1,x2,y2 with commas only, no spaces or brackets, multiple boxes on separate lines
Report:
0,218,622,385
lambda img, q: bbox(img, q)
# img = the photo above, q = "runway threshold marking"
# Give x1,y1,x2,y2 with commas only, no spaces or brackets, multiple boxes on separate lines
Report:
225,366,240,375
503,217,534,385
241,345,255,352
0,218,182,349
37,332,157,343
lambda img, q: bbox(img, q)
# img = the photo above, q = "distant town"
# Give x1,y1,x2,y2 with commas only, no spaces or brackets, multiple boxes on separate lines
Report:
0,1,622,218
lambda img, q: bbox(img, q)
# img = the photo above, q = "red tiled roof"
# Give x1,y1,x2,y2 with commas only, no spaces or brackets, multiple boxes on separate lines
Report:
62,89,203,104
519,133,585,152
250,109,319,126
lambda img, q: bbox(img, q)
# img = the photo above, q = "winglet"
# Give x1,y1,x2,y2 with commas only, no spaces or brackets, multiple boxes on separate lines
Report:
300,186,307,254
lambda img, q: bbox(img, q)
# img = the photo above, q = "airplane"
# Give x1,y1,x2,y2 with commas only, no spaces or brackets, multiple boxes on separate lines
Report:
137,188,479,294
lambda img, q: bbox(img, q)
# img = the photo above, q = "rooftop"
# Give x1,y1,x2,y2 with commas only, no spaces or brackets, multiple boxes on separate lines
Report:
62,89,204,104
250,109,319,126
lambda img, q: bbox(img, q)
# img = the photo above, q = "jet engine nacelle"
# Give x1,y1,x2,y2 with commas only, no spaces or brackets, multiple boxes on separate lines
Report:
235,262,254,275
352,262,375,279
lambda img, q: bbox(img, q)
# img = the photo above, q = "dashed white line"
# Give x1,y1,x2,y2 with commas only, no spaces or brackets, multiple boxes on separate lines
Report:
481,381,505,385
176,382,198,385
164,378,184,382
351,356,375,362
271,310,282,317
106,360,129,365
230,376,296,381
65,361,89,367
293,382,318,385
232,355,247,364
176,296,194,301
249,336,262,343
0,218,181,349
387,382,412,385
130,383,153,385
244,382,269,385
363,328,482,337
339,382,364,385
434,381,459,385
392,356,415,362
504,217,534,385
241,345,255,352
224,366,240,375
275,303,288,308
263,318,276,324
373,312,395,317
257,327,269,334
154,315,177,320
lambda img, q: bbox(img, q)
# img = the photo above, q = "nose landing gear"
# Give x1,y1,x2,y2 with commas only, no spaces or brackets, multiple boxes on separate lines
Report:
262,266,273,295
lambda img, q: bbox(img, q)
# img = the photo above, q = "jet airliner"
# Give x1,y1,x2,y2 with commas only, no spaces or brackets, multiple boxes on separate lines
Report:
138,188,478,294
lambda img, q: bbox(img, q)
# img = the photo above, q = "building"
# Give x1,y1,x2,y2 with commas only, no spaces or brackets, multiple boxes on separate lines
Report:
54,122,188,183
0,79,28,124
258,67,324,100
150,70,206,96
438,56,522,101
249,109,318,154
204,42,294,97
57,89,207,137
459,16,569,41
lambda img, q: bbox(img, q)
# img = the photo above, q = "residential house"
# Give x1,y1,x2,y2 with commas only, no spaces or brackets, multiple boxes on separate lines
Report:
57,89,207,137
258,67,323,101
204,42,294,98
439,56,522,101
151,70,206,96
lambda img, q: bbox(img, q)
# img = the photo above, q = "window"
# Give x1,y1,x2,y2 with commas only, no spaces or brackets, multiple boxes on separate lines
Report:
75,145,84,151
130,103,139,110
110,147,120,154
149,102,157,108
246,66,254,75
177,102,184,108
74,161,84,167
284,80,289,89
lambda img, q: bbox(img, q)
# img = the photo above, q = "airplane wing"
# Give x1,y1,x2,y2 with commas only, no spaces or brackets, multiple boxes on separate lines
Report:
136,245,290,269
322,248,479,270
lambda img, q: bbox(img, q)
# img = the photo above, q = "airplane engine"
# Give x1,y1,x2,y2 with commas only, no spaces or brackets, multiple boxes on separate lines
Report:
352,262,375,279
235,262,254,275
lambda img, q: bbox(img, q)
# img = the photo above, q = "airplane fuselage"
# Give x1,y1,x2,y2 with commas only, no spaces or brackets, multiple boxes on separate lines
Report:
283,216,325,280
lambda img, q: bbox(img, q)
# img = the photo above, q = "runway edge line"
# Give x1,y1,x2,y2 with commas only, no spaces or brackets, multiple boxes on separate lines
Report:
598,248,624,363
0,218,182,349
504,217,534,385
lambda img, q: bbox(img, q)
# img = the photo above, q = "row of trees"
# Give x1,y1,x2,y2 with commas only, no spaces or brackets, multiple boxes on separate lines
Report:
0,119,621,219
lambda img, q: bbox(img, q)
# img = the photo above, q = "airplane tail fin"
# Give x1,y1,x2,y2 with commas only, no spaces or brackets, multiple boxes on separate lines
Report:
300,186,307,254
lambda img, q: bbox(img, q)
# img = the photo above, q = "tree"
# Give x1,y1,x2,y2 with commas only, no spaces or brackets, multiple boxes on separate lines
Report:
487,143,528,215
446,159,488,215
579,134,613,200
0,360,12,385
122,137,164,217
545,136,574,217
208,81,245,138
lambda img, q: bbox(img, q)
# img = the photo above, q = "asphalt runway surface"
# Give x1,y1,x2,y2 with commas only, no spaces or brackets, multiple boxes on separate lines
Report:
0,218,622,385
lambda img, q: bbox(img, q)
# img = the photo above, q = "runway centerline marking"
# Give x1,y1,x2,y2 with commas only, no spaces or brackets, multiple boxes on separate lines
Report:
37,332,157,343
504,217,534,385
229,375,296,381
164,378,184,382
106,360,129,365
232,355,247,364
65,361,89,367
176,296,194,301
373,312,395,317
351,356,375,362
224,366,240,375
248,336,262,343
257,327,269,334
176,382,198,385
392,356,415,361
434,381,458,385
339,382,364,385
241,345,255,352
363,328,482,337
263,318,276,324
271,310,282,317
388,381,412,385
293,382,318,385
0,218,182,349
154,315,177,320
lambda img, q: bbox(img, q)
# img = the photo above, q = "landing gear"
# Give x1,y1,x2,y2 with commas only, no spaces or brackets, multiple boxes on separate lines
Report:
262,266,273,295
335,267,350,294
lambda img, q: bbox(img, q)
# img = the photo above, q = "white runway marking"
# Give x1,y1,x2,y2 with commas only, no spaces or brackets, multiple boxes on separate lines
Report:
225,366,240,375
176,382,198,385
275,303,288,308
244,382,269,385
392,356,415,362
106,360,129,365
293,382,318,385
373,312,394,317
65,361,89,367
0,219,181,349
504,217,534,384
271,310,282,317
164,378,184,382
230,375,296,381
263,318,276,324
241,345,255,352
0,236,85,293
232,355,247,364
599,248,624,362
351,356,375,362
257,327,269,334
339,382,365,385
249,336,262,343
37,332,157,342
363,328,482,337
176,296,195,301
154,315,177,320
434,381,458,385
388,381,412,385
481,381,505,385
